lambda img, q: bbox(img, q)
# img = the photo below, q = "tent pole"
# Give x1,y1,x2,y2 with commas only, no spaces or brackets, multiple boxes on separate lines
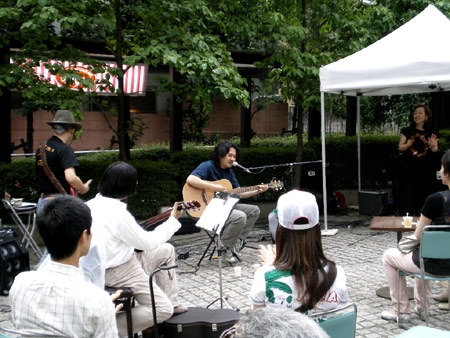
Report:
320,92,337,236
321,92,328,230
357,96,361,192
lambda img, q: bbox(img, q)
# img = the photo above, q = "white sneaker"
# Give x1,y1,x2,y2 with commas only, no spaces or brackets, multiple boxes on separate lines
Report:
223,248,237,264
381,310,411,322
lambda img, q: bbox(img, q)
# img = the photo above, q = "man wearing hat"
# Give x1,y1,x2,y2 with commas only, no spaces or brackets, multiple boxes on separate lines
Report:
36,110,92,208
249,190,348,314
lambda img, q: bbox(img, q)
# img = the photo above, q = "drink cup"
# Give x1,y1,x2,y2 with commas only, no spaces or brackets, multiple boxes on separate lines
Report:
403,216,413,228
234,266,242,277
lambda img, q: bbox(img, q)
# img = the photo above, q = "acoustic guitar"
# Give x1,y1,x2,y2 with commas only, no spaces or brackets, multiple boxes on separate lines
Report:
139,200,201,230
182,179,283,218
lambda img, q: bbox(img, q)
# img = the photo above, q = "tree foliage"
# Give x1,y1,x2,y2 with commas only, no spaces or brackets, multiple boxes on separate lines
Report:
2,0,448,163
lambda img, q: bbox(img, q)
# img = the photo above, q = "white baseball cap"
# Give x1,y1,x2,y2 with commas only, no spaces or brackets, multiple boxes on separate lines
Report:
277,190,319,230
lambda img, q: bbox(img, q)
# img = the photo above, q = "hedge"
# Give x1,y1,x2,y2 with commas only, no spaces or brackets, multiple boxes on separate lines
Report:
1,133,448,220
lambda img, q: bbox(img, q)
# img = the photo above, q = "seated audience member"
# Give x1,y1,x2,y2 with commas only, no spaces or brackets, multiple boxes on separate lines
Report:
381,149,450,322
249,190,348,313
220,307,329,338
85,161,187,338
9,195,118,338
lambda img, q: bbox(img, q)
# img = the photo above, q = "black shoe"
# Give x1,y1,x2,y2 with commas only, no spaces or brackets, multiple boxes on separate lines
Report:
142,327,154,338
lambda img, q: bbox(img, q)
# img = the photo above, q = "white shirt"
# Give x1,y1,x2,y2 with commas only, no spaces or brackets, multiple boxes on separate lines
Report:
86,194,181,269
249,264,348,313
9,261,118,338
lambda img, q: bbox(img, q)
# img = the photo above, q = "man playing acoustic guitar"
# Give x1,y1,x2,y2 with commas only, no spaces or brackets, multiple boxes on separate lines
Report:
185,140,269,264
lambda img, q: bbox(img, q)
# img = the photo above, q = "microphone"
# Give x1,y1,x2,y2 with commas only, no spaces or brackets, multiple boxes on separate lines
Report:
232,161,251,173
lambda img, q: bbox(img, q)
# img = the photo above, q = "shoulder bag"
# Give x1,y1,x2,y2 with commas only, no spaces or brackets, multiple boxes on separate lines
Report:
40,144,77,196
398,234,419,254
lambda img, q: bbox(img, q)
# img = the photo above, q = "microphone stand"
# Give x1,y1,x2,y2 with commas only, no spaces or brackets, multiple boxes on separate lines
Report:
206,226,232,310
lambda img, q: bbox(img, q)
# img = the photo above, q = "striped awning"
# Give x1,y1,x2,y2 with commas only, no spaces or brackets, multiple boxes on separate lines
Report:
32,60,148,95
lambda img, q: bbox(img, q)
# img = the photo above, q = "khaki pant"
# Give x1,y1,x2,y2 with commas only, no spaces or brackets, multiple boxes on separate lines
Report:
105,243,180,337
220,203,260,248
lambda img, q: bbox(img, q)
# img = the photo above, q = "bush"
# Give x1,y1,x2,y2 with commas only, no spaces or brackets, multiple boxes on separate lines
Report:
2,132,448,219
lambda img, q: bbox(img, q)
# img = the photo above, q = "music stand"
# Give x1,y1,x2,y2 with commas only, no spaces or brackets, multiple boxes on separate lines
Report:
195,192,240,309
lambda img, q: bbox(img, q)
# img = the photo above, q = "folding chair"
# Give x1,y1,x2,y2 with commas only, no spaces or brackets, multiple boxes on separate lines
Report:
1,199,43,259
308,303,357,338
397,225,450,327
105,286,136,338
395,326,450,337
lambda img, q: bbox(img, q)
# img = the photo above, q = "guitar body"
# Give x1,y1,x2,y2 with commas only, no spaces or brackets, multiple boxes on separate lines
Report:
182,179,283,218
182,179,232,218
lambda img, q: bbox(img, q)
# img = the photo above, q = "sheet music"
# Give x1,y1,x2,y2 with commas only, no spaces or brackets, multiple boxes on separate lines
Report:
196,194,240,233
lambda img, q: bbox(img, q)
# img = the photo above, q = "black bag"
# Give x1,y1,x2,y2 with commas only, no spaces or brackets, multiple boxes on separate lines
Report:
158,307,240,338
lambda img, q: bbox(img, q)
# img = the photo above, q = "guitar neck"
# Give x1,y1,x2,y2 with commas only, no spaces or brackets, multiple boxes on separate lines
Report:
230,185,260,195
141,209,173,229
141,201,200,230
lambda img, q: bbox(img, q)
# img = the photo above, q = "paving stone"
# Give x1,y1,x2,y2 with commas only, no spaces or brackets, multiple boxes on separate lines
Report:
0,210,448,337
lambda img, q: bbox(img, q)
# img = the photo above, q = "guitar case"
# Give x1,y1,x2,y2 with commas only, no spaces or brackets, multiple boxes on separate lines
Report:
157,307,241,338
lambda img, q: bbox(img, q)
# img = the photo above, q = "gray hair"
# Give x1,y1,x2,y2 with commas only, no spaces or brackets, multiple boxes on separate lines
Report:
52,124,70,134
236,308,329,338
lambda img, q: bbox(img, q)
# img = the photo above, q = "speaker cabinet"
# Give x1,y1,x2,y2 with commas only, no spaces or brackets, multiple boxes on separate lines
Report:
0,227,30,295
359,191,388,216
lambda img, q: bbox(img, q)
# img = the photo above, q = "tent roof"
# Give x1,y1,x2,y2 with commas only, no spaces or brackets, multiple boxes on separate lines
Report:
320,5,450,96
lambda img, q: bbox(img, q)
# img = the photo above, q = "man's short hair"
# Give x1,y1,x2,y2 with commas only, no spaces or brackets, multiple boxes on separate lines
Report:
231,308,329,338
37,195,92,260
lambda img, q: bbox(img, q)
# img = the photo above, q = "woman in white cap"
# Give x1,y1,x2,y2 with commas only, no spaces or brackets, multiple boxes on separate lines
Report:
249,190,348,314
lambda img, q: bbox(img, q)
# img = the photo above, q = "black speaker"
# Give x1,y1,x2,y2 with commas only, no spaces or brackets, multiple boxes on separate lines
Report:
0,227,30,295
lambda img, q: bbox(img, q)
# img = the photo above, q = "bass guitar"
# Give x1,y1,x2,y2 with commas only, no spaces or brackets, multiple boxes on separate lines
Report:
182,179,283,218
139,200,201,230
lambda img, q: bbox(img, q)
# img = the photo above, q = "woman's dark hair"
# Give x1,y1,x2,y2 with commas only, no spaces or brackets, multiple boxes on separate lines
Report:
98,161,138,199
210,140,240,167
442,150,450,175
410,103,433,129
274,223,337,313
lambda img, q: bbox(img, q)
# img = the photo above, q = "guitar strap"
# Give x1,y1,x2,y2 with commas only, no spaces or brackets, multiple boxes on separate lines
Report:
39,143,68,195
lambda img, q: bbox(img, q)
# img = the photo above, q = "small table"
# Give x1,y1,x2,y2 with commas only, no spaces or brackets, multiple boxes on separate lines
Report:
369,216,417,242
369,216,418,300
1,199,43,259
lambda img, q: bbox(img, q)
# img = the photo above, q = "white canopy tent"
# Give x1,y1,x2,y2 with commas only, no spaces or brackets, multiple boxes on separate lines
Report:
319,5,450,232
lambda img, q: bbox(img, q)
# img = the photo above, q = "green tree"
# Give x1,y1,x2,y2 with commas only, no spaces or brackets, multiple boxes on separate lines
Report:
0,0,251,161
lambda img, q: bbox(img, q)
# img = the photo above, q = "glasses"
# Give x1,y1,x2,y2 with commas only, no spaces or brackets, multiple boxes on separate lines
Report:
219,325,237,338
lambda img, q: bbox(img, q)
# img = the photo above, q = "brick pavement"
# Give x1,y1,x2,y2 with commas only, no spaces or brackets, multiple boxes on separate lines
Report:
0,210,449,337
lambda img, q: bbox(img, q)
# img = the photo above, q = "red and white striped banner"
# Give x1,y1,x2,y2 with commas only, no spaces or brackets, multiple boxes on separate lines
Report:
31,60,148,95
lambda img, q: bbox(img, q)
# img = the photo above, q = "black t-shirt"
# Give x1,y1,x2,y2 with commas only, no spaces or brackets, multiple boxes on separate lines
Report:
35,136,79,194
412,190,450,275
